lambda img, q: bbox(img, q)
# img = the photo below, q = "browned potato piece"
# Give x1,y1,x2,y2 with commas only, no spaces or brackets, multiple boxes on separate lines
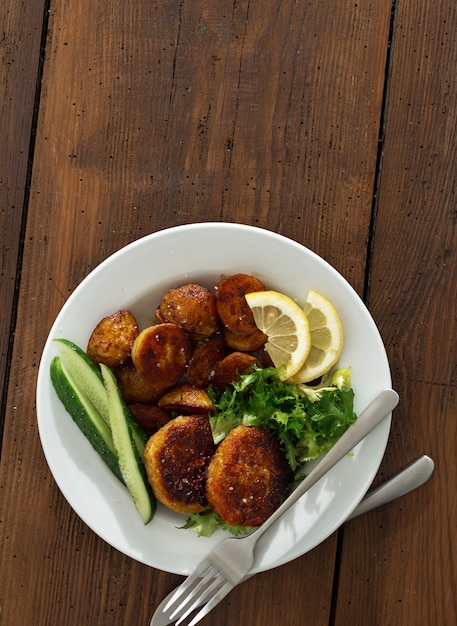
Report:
144,414,216,514
158,384,213,415
212,352,261,391
155,308,166,323
131,323,191,387
206,425,290,527
157,283,220,339
186,338,230,387
215,274,266,335
128,404,172,435
114,359,166,404
86,309,139,368
222,326,267,352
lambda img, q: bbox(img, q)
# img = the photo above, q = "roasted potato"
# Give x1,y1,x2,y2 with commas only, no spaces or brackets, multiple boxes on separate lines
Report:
131,323,191,388
222,326,267,352
186,338,230,387
114,359,166,404
144,414,216,514
157,384,214,415
212,351,261,390
206,425,290,526
157,283,220,339
215,274,266,335
86,309,139,368
128,404,172,435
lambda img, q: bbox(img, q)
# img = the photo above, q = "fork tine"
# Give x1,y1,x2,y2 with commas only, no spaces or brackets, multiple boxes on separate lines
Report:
185,580,234,626
169,569,217,622
164,567,220,620
174,574,227,626
163,560,212,614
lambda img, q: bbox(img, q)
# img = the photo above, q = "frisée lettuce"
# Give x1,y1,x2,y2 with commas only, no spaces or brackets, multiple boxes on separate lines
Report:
183,366,357,536
181,510,253,538
209,365,356,473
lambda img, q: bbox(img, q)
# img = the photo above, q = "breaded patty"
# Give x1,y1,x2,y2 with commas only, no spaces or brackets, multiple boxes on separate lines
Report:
143,415,216,514
206,425,290,527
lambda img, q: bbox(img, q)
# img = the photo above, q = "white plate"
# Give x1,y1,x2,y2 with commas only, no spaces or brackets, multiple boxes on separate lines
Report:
36,222,392,575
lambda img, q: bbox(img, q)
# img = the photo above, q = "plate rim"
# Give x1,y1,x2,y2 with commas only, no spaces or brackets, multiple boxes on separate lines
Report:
36,222,392,575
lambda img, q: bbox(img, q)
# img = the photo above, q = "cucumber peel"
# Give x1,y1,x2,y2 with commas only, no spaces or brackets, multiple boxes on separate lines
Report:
100,364,156,524
53,338,110,422
50,338,155,523
53,338,148,452
50,356,124,483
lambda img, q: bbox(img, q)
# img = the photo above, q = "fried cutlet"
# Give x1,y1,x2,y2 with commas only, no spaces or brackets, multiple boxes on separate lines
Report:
206,425,290,527
143,414,216,514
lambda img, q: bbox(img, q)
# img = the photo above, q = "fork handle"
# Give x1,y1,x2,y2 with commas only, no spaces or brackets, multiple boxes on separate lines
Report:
247,388,399,543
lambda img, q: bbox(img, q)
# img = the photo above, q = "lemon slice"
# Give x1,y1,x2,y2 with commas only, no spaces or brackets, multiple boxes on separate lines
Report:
245,290,311,380
289,290,344,383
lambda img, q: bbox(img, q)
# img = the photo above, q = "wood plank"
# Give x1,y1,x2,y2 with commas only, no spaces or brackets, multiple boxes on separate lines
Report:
1,1,393,625
22,0,390,288
335,0,457,623
336,385,455,625
0,0,46,418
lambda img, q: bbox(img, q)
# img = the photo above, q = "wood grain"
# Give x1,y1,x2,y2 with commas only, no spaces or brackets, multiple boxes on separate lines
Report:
4,2,381,624
335,0,457,623
25,0,390,289
0,0,46,420
1,0,454,625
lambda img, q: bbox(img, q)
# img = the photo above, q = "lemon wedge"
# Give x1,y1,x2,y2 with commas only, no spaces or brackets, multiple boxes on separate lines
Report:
289,290,344,383
245,290,311,380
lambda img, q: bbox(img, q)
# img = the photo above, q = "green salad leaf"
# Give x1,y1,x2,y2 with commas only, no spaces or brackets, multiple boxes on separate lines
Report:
181,510,253,538
184,365,356,537
209,365,356,473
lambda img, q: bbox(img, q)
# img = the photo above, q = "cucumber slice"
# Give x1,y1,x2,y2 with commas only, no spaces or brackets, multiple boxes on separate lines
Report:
100,364,155,524
53,338,148,454
50,356,123,483
53,338,110,423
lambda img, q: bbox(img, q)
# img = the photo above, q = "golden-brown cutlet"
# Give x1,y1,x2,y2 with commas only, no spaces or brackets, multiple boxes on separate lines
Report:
206,425,290,527
143,414,216,514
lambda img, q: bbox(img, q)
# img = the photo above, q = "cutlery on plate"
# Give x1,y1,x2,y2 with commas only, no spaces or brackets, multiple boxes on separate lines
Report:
150,388,399,626
150,452,434,626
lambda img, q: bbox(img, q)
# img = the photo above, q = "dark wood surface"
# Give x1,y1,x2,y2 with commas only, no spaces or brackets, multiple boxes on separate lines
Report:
1,1,455,624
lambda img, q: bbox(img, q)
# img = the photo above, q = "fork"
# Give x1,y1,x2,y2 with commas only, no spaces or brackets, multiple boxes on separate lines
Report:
151,455,434,626
154,388,399,626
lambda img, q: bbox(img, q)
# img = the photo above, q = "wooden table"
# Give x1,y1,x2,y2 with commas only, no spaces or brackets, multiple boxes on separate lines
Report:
1,1,455,624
